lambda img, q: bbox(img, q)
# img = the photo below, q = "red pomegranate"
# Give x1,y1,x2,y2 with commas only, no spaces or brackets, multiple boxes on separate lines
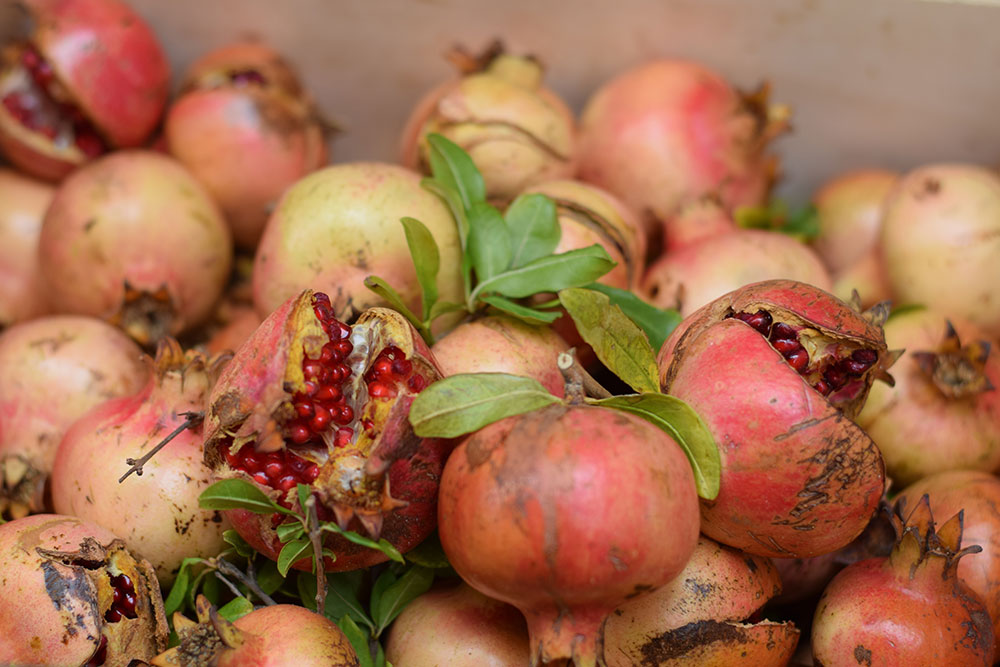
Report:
0,167,54,326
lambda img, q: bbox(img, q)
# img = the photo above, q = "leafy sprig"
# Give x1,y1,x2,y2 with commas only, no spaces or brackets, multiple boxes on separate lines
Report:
734,200,820,242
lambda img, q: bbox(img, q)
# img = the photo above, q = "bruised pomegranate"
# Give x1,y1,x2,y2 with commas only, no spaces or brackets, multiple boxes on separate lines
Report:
602,536,799,666
0,514,168,667
811,496,995,666
0,315,147,518
0,167,54,326
204,289,450,571
438,404,700,667
165,41,328,249
0,0,170,181
658,280,892,558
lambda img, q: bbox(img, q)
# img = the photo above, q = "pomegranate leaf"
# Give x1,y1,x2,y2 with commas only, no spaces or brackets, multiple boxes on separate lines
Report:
164,557,201,618
592,393,720,500
559,287,659,394
734,200,820,243
480,294,561,324
428,300,466,320
254,560,285,596
471,244,615,302
400,217,440,321
426,133,486,211
422,178,472,295
320,522,406,563
277,538,312,577
505,193,560,268
467,200,513,281
298,571,372,630
409,373,562,438
337,615,379,667
584,283,682,352
405,531,452,569
373,565,434,635
216,596,254,622
363,276,432,344
276,521,305,544
221,529,255,558
198,478,295,515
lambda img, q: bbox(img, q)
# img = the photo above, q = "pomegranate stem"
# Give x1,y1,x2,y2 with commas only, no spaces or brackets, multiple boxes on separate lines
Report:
119,411,205,483
304,495,328,613
213,557,277,607
558,350,612,401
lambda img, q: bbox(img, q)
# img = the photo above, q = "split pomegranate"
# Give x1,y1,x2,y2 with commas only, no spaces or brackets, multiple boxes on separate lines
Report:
0,0,170,181
657,279,892,558
0,167,54,327
0,514,168,666
437,403,701,667
811,496,995,666
204,289,450,571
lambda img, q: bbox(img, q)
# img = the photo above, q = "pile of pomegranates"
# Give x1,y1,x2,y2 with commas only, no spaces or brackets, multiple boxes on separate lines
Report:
0,1,998,665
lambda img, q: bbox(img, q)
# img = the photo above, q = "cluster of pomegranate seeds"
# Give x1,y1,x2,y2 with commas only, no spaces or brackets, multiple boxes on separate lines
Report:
364,345,424,398
103,572,137,622
220,442,321,493
83,635,108,667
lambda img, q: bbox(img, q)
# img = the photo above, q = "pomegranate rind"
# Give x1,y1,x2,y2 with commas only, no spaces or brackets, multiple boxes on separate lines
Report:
0,168,54,325
221,604,359,666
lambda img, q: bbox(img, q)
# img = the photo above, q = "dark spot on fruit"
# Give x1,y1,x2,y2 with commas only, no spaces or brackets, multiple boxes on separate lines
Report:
744,557,758,573
638,620,748,664
853,644,872,666
83,219,97,232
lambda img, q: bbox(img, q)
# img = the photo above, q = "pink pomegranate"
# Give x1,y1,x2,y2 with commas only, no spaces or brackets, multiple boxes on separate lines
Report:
575,60,789,241
660,195,736,254
384,582,531,666
51,339,232,585
151,596,358,666
603,536,799,666
165,41,328,249
0,315,147,518
658,280,892,558
400,46,576,202
206,303,264,356
641,228,832,317
811,496,995,666
252,162,463,329
0,168,54,326
431,315,569,397
438,403,701,667
881,163,1000,338
0,0,170,181
38,150,233,345
856,309,1000,486
0,513,168,667
204,289,451,571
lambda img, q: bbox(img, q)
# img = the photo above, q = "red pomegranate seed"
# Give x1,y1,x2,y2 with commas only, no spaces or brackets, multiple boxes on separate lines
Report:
252,471,269,486
310,406,332,431
842,359,871,375
112,587,122,605
302,381,319,396
852,348,878,364
104,607,123,623
240,450,263,473
391,358,412,376
362,418,374,433
120,591,137,617
333,339,353,357
84,635,108,667
315,385,341,402
223,447,240,467
330,364,350,382
75,131,104,158
294,401,314,418
289,424,311,444
335,405,354,424
319,344,336,364
277,475,298,492
372,358,393,378
368,382,394,398
786,349,809,371
301,462,321,482
770,322,798,341
824,366,849,390
772,339,802,355
302,360,322,379
313,303,335,322
313,292,331,307
288,456,308,475
407,374,427,391
264,461,284,481
814,380,832,396
334,427,353,448
735,310,773,335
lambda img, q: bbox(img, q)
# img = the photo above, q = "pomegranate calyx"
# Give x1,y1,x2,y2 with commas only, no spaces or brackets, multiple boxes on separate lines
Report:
110,282,175,347
737,81,791,150
0,454,40,519
911,322,995,398
889,494,982,581
444,39,509,76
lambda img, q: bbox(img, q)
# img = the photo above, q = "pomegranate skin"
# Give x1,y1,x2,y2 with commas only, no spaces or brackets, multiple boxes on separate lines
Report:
221,605,359,667
0,168,54,326
438,404,701,667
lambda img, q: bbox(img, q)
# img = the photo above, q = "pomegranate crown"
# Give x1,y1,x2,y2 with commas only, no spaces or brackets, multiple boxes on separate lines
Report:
888,494,982,581
911,319,995,399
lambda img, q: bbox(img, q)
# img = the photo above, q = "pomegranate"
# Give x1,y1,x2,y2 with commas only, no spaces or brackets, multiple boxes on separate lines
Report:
151,595,358,666
898,471,1000,655
0,513,168,667
602,536,799,666
203,289,450,571
0,315,147,518
38,150,233,345
811,496,995,666
165,41,328,249
50,338,232,585
0,167,54,327
575,59,788,241
641,228,833,317
657,279,892,558
438,403,701,667
384,581,531,666
0,0,170,181
400,45,575,202
252,162,463,328
660,195,736,254
856,309,999,486
811,168,897,308
206,303,264,356
430,315,569,398
881,163,1000,338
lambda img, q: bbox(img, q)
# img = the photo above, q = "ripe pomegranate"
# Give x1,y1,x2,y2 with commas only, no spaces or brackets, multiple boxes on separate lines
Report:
400,45,575,202
575,59,788,241
438,403,701,667
641,229,833,317
881,163,1000,338
856,309,999,486
252,162,463,328
206,303,264,356
897,471,1000,655
203,289,451,571
602,536,799,666
384,581,531,666
811,496,995,666
430,315,569,398
38,150,233,345
658,279,892,558
0,0,170,181
0,315,147,518
50,338,232,585
151,596,358,666
660,195,736,254
0,167,54,326
165,41,328,249
811,168,897,308
0,514,168,667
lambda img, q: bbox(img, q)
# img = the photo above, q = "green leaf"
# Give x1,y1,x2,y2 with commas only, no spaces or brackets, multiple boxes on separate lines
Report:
585,283,682,353
374,566,434,635
887,303,926,321
559,287,659,394
405,531,452,569
401,217,441,320
198,479,292,515
298,570,372,628
297,483,312,517
426,133,486,211
783,204,821,241
319,523,405,564
466,201,513,283
472,244,615,301
421,179,472,295
480,294,561,324
187,569,211,611
200,573,222,607
364,276,423,332
409,373,563,438
217,596,254,622
164,558,200,618
337,615,376,667
734,200,820,243
277,539,312,577
428,300,467,320
221,530,255,558
255,560,285,596
369,569,397,629
275,520,305,544
375,641,388,667
591,393,721,499
505,193,561,268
